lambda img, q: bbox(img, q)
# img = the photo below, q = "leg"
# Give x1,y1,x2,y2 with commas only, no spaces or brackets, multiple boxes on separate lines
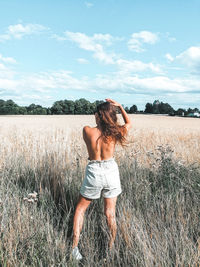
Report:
72,195,92,248
104,197,117,249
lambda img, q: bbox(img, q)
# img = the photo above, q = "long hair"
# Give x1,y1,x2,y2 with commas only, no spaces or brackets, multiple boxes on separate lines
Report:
95,102,127,146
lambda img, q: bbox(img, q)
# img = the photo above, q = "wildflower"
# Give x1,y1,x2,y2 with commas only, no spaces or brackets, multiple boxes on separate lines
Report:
147,151,153,156
28,191,38,199
177,161,183,166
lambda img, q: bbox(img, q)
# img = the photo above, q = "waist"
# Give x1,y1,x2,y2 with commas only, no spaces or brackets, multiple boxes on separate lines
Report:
87,157,117,168
88,157,114,163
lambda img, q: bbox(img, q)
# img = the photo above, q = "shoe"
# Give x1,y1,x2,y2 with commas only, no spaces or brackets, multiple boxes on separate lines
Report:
71,247,83,260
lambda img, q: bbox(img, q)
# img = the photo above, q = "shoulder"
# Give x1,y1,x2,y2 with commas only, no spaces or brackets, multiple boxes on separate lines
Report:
83,125,93,133
83,126,95,137
83,126,97,141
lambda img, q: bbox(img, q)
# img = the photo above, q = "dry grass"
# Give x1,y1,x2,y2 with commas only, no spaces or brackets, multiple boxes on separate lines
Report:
0,114,199,266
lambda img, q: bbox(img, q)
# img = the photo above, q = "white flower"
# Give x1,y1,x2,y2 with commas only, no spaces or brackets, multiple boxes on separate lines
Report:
28,191,38,199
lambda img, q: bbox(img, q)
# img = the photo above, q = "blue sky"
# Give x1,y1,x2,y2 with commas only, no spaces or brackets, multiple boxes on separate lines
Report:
0,0,200,109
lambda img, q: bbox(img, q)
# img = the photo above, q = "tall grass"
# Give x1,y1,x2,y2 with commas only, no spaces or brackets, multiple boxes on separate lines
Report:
0,115,199,266
0,134,199,266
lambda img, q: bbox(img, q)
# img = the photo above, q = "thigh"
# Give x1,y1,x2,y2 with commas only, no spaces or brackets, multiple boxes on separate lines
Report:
76,194,92,212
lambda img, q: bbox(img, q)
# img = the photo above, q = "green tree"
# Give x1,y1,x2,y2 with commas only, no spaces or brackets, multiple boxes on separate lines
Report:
125,107,130,113
158,102,174,114
74,98,92,114
129,104,137,114
19,107,27,114
175,108,186,116
152,100,160,114
0,99,20,114
51,101,64,114
145,103,153,113
63,100,75,114
193,108,199,113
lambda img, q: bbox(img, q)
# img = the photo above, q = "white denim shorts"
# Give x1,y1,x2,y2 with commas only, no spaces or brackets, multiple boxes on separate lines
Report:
80,158,122,199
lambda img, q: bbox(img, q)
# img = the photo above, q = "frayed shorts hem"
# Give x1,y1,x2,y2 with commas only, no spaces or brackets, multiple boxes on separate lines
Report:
80,192,100,200
80,190,122,200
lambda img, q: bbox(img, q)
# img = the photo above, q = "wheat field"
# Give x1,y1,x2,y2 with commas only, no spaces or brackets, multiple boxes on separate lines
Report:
0,114,199,266
0,114,200,168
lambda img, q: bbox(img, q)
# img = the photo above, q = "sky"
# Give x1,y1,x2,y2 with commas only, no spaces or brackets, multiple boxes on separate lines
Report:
0,0,200,110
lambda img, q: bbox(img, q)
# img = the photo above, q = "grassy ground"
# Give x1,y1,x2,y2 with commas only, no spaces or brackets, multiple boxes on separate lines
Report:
0,115,199,266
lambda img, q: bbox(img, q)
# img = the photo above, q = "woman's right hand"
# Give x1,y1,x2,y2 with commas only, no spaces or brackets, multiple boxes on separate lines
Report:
105,98,121,107
106,98,132,131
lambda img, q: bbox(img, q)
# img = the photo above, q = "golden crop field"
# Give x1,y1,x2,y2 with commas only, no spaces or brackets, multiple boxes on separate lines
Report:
0,114,199,169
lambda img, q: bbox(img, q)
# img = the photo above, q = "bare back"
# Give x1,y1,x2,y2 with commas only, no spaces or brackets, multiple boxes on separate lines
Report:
83,126,115,160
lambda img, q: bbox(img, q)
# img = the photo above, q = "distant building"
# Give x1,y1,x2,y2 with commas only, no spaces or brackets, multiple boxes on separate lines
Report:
194,112,200,117
187,112,200,117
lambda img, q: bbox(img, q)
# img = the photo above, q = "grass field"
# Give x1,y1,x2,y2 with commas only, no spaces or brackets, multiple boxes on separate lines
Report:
0,114,199,266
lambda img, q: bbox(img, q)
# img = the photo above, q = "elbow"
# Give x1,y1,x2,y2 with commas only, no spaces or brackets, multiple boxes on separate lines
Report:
125,122,132,131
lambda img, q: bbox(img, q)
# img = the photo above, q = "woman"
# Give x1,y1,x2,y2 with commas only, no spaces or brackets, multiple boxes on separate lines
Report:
71,98,132,260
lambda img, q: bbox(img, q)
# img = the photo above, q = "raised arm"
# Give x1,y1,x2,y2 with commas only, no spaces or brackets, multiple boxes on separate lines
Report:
106,98,132,131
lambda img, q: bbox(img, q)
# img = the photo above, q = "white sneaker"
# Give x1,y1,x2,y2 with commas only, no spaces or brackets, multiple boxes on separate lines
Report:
71,247,83,260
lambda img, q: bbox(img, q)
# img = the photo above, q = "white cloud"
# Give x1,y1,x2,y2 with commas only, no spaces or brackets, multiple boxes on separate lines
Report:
77,58,89,64
116,59,163,74
0,78,18,90
0,61,16,79
165,32,176,43
0,23,48,42
65,31,97,51
8,24,47,39
0,34,10,42
85,2,94,8
93,73,200,95
127,76,185,92
165,53,174,62
65,31,113,49
93,33,113,45
51,34,67,41
4,70,90,92
0,63,7,71
1,65,200,107
65,31,116,64
0,54,17,64
168,36,176,42
176,46,200,73
128,31,159,52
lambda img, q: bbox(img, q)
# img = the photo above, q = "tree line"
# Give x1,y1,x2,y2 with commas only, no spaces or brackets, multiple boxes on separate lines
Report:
0,98,199,116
